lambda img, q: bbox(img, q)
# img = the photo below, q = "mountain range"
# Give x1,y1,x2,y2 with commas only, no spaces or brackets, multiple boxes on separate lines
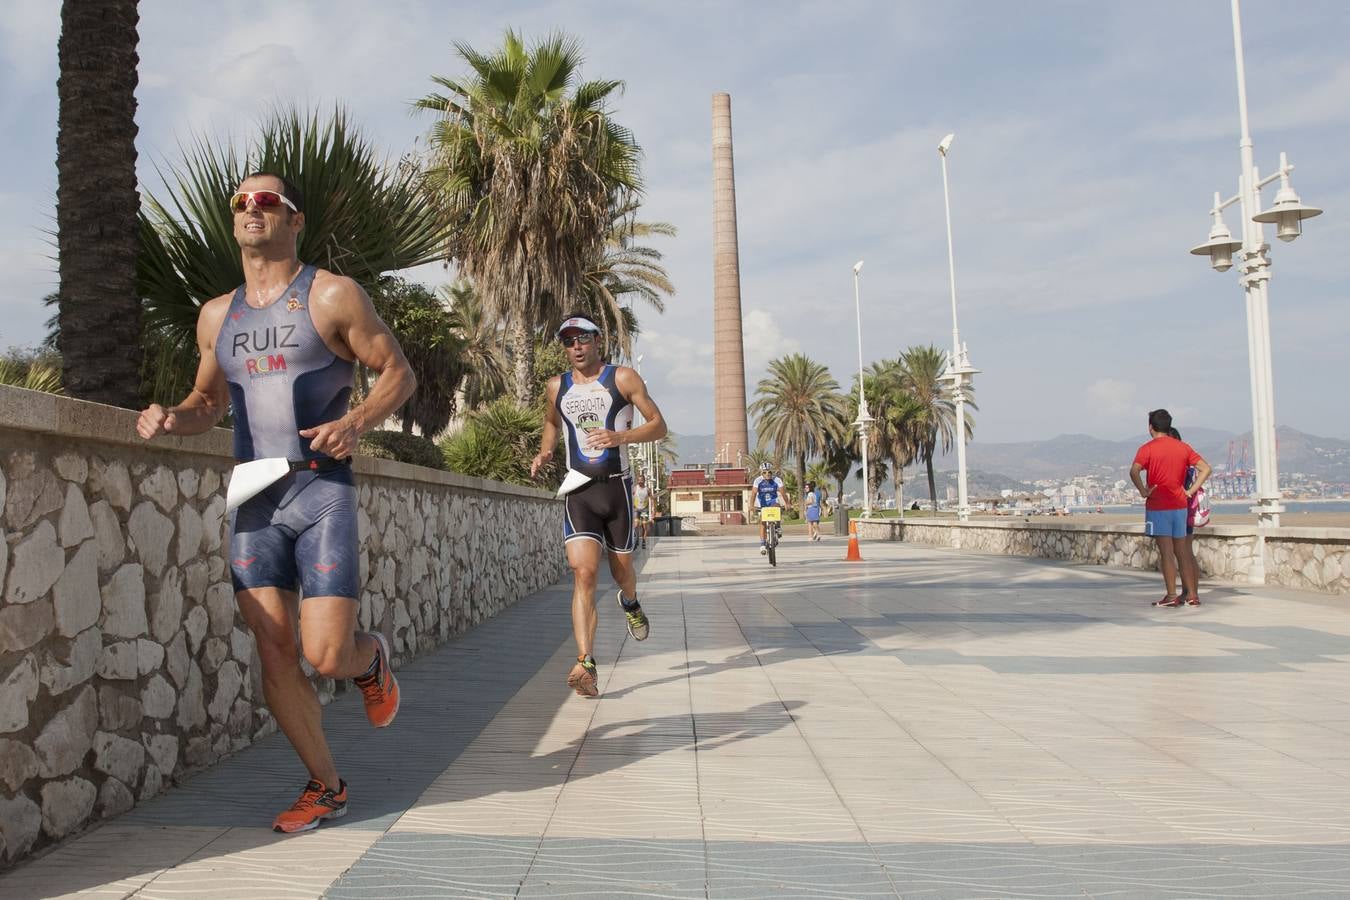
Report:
940,427,1350,483
673,427,1350,484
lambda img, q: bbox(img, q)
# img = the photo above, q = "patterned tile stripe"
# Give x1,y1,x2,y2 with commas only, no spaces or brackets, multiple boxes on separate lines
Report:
6,536,1350,897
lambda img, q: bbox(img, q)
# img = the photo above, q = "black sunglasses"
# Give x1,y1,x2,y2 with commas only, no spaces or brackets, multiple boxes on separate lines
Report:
560,333,596,348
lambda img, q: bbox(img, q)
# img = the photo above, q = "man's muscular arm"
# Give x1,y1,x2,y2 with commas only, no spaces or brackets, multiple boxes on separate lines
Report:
582,366,668,450
532,376,562,478
301,274,416,459
136,296,231,439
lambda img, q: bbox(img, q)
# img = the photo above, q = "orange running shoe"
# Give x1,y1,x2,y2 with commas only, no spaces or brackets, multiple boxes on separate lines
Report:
272,779,347,833
355,631,400,727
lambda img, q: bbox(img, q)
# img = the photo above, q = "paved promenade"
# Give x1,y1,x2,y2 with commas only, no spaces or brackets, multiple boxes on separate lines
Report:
5,535,1350,898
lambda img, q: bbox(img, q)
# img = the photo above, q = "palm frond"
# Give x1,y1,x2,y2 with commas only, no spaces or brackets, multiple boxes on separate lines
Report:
416,30,646,401
137,105,454,402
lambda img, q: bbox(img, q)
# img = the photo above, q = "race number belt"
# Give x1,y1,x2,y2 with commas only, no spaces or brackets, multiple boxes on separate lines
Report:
288,457,352,473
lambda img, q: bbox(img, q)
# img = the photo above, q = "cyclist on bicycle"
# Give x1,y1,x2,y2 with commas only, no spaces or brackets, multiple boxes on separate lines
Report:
752,462,790,555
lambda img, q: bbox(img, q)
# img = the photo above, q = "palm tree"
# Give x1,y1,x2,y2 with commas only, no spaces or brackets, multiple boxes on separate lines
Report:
820,420,858,511
749,354,849,519
531,337,572,404
866,359,924,514
578,197,676,360
441,280,508,413
656,432,680,471
56,0,141,408
138,106,452,402
898,344,977,510
416,30,642,402
855,455,890,510
842,374,896,512
745,447,777,474
370,276,458,438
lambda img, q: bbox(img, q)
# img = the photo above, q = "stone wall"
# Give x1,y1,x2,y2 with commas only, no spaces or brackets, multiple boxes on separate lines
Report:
1265,533,1350,593
0,387,564,867
856,517,1350,594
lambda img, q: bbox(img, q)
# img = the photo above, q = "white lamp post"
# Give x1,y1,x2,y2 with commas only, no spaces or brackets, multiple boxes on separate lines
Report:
937,133,979,522
852,260,874,517
1188,0,1322,551
651,439,659,500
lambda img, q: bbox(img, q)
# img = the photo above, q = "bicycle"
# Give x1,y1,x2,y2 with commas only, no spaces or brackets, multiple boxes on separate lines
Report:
760,505,783,567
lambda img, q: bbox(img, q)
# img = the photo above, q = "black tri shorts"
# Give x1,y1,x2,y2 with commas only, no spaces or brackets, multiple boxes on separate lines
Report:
563,474,635,554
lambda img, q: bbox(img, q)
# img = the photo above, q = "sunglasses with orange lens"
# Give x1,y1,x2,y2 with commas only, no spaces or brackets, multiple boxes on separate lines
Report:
228,190,298,214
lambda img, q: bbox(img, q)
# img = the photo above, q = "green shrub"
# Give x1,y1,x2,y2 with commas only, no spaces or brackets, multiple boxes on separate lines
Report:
0,347,63,394
358,430,447,470
440,398,563,487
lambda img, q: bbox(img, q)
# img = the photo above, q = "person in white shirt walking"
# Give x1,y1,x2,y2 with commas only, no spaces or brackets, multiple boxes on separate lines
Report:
632,472,654,549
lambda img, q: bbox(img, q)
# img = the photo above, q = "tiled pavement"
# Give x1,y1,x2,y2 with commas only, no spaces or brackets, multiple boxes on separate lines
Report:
6,534,1350,898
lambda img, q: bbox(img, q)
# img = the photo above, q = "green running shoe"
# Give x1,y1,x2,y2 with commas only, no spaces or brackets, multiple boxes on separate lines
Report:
617,591,650,641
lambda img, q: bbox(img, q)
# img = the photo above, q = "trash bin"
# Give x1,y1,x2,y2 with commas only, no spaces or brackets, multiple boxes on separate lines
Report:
669,516,682,537
834,506,851,536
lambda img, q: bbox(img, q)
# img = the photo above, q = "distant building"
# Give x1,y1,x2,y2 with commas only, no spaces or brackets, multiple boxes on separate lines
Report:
669,466,754,525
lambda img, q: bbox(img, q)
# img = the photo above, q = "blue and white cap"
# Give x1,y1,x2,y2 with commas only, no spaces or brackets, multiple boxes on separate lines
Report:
556,315,601,338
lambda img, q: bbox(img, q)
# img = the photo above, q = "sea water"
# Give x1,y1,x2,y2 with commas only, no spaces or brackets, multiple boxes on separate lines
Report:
1072,500,1350,515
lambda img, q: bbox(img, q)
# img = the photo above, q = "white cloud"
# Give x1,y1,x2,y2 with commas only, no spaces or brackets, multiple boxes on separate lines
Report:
0,188,57,350
1086,379,1138,421
741,309,800,375
0,0,59,82
638,328,713,389
0,235,57,350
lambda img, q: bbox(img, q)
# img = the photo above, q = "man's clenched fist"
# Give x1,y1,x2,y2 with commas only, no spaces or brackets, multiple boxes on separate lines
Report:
136,404,177,440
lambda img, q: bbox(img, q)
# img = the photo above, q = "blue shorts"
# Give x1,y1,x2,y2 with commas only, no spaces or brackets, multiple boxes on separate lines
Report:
805,506,821,523
1144,508,1189,539
229,467,360,599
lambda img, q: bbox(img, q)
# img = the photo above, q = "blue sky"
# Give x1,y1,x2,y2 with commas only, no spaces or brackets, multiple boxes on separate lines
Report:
2,0,1347,442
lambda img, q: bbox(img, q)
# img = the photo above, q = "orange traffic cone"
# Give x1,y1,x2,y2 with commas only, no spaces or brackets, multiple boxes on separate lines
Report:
845,519,863,561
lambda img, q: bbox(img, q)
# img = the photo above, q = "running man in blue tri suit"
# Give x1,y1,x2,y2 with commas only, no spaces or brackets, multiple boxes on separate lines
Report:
752,462,790,554
135,172,414,833
531,312,669,698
